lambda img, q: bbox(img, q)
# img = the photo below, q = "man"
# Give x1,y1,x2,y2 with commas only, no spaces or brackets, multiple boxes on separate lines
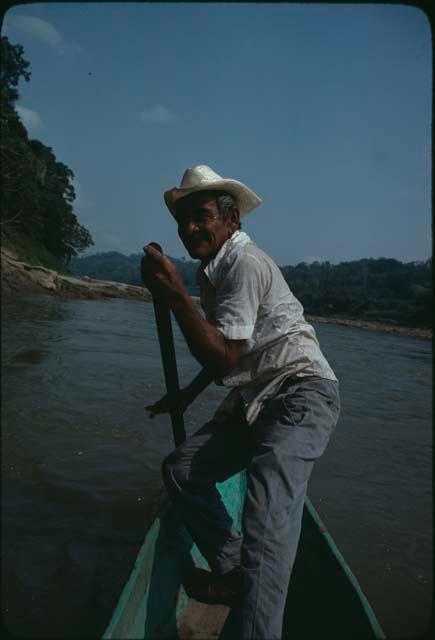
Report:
141,164,340,640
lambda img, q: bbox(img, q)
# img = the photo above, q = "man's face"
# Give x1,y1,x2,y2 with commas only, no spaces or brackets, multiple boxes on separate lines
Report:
174,191,239,264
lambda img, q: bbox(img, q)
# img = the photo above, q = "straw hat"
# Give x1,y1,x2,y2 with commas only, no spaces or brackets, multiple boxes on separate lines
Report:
164,165,262,219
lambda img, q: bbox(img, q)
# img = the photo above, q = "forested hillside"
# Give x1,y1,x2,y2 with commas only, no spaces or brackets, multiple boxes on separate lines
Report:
70,252,200,294
1,37,93,270
70,252,432,328
281,258,432,328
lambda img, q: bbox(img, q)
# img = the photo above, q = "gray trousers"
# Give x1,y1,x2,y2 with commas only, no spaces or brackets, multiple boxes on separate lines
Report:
162,376,340,640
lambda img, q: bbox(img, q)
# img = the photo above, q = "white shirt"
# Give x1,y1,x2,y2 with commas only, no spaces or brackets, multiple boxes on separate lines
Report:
198,231,337,424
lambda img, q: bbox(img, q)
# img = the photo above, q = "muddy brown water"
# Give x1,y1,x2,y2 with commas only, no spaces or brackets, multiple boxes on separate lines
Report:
1,294,432,637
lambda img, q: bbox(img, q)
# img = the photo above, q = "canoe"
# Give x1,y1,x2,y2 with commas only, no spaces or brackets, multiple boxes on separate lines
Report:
102,471,386,639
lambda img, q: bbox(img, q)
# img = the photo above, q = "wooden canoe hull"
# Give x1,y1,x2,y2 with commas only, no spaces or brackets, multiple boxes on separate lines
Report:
103,472,385,639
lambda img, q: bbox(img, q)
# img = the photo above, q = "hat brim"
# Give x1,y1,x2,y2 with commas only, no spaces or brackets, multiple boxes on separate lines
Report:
164,179,262,219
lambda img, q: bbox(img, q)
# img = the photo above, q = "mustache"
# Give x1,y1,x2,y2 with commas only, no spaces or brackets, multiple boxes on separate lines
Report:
186,232,210,244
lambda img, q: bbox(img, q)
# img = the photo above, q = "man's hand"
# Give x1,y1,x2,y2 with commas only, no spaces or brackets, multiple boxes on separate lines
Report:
142,245,244,375
141,244,188,303
145,388,191,418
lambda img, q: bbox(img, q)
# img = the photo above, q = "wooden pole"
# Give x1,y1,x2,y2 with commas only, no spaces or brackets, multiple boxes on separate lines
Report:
147,242,186,447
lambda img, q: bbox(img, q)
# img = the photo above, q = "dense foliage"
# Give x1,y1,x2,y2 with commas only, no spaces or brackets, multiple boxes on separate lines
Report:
0,37,93,263
70,252,432,328
281,258,432,327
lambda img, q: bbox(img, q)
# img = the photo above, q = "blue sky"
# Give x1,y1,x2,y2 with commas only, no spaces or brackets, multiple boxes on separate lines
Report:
2,2,432,265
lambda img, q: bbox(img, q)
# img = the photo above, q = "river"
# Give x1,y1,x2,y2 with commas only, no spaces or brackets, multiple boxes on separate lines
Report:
1,294,432,638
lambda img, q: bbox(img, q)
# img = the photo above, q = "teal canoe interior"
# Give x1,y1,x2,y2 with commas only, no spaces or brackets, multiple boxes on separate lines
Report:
103,472,385,639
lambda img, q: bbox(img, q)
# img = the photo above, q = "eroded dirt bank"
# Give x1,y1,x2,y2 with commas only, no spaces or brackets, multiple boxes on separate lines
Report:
1,247,151,302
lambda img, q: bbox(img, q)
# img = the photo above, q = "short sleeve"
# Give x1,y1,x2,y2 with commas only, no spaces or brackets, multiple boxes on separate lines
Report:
213,252,269,340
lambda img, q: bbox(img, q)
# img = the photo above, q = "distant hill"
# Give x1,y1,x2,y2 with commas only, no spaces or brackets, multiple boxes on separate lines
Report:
70,252,432,328
69,251,201,295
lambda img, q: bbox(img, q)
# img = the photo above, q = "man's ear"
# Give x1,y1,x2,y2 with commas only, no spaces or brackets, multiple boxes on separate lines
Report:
231,206,241,230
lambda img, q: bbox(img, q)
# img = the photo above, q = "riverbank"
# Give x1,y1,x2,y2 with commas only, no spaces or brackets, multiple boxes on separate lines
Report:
305,314,432,340
1,247,151,302
2,247,431,339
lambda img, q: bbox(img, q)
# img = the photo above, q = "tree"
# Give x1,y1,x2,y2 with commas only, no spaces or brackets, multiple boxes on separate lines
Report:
1,37,33,231
61,212,94,262
0,36,31,105
1,37,94,263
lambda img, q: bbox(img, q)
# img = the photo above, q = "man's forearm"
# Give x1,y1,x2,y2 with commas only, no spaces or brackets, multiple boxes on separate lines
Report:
170,292,235,375
140,246,243,374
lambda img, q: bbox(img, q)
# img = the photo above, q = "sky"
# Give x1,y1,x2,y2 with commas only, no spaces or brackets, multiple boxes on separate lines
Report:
2,2,432,266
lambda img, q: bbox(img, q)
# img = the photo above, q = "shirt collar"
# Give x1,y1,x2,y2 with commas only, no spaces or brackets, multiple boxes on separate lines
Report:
203,230,251,284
